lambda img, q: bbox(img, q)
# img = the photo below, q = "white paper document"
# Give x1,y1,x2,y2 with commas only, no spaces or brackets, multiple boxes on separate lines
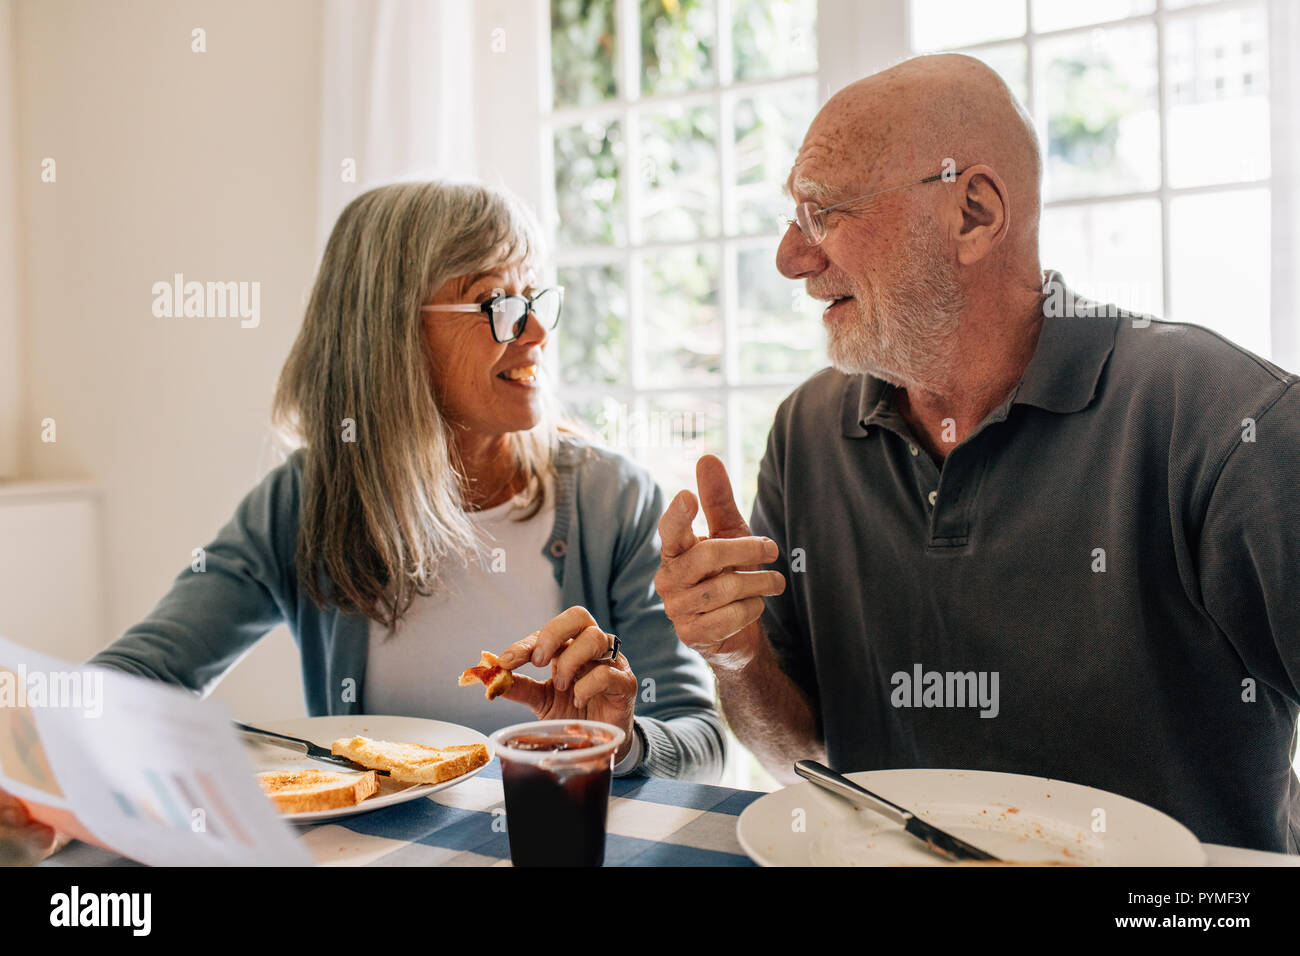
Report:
0,635,313,866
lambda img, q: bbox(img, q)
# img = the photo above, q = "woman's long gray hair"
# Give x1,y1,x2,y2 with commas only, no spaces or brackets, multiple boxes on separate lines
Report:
272,180,565,628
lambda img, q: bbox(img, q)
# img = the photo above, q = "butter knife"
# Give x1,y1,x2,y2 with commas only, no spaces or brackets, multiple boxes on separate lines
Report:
794,760,999,862
235,722,389,775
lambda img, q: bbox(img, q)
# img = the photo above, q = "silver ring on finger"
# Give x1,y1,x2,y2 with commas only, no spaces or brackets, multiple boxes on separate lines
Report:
596,633,620,663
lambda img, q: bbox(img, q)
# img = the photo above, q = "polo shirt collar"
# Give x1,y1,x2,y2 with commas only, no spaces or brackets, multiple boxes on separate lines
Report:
1014,270,1119,413
842,270,1118,437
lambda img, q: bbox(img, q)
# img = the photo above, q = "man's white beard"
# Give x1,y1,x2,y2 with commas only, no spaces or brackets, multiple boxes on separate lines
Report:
826,217,964,390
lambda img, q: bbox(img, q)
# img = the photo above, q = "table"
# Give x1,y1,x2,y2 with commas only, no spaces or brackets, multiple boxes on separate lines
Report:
41,762,1299,867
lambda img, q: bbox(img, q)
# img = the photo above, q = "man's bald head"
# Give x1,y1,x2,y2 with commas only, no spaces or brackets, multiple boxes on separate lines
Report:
777,54,1048,391
792,53,1042,264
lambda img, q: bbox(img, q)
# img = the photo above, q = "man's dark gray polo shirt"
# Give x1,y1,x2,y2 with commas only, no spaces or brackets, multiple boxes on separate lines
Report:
750,271,1300,853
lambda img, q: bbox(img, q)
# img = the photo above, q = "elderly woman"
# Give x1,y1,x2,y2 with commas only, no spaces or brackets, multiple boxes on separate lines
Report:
2,180,725,864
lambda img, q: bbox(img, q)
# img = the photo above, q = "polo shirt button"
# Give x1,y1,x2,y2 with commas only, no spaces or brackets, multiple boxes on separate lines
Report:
549,540,567,557
909,444,919,456
927,490,937,507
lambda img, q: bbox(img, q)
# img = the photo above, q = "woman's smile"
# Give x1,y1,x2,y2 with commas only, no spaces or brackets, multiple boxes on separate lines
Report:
496,363,540,388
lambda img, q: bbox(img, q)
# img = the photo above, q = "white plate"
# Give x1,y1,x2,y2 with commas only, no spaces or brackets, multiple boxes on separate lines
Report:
737,768,1206,866
242,715,493,824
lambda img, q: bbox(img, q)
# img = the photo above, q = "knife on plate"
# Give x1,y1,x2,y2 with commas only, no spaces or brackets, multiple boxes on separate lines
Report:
794,759,1000,862
235,722,389,775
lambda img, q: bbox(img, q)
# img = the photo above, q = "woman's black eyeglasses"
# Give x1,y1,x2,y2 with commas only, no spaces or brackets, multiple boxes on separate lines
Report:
421,286,564,343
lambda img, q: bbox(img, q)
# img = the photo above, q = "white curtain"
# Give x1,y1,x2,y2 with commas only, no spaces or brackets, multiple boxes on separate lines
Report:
316,0,476,255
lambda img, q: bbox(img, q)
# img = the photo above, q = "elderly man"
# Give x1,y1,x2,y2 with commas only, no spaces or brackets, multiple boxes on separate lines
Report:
655,54,1300,853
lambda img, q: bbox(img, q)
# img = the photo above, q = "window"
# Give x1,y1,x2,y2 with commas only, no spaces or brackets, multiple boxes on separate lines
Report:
909,0,1279,360
542,0,822,790
544,0,822,535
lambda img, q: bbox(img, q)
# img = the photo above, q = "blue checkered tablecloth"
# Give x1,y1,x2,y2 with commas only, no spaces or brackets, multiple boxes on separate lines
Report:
43,760,765,867
39,761,1298,866
296,760,762,867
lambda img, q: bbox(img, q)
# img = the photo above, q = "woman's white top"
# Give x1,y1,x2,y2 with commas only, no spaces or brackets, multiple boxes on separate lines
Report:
363,475,563,736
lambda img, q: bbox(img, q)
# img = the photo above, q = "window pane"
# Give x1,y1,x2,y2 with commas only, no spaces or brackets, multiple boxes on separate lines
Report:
736,244,826,382
641,0,715,96
952,42,1029,106
734,84,817,236
560,395,623,444
567,394,715,464
551,0,617,107
1169,189,1271,359
555,263,627,386
635,393,726,534
737,389,790,521
640,247,722,386
1038,25,1160,200
1041,199,1163,316
732,0,817,82
554,119,625,246
1031,0,1153,33
1165,6,1270,188
641,104,720,242
910,0,1025,52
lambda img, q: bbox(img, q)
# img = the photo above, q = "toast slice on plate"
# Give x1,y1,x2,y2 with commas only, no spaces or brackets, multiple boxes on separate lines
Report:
257,768,379,813
331,735,490,785
458,650,514,701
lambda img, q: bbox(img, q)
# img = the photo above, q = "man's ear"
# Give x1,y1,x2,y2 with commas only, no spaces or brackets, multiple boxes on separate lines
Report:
947,163,1010,266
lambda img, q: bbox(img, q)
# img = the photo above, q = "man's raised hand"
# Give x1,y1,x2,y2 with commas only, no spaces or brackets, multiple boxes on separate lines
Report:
654,455,785,671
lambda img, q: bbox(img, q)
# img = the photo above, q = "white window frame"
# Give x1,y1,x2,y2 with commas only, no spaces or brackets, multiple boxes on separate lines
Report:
535,1,830,497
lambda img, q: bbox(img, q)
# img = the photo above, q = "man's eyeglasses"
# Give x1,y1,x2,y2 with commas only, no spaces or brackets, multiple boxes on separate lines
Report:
420,287,564,343
788,167,971,245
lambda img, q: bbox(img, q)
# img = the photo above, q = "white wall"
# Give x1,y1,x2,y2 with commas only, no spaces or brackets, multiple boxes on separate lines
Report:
0,0,20,478
13,0,321,719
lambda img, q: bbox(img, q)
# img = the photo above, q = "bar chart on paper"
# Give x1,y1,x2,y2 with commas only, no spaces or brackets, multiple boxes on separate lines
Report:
107,767,259,848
